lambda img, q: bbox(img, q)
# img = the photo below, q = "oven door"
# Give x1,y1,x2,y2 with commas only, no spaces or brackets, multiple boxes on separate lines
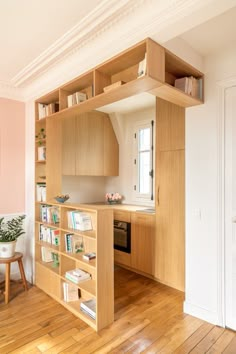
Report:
114,221,131,253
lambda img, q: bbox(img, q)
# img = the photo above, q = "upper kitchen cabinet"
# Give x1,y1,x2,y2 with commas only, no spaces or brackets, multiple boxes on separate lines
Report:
62,111,119,176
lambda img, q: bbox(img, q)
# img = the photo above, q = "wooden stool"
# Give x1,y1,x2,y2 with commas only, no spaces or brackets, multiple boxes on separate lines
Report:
0,252,28,304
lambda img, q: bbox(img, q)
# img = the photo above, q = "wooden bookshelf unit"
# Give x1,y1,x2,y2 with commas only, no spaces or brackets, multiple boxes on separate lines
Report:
35,202,114,331
34,37,204,330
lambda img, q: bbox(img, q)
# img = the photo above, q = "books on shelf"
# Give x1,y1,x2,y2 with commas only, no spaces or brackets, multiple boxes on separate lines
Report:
174,76,203,99
63,282,80,302
83,252,96,261
40,205,60,224
37,146,46,161
36,183,46,202
65,234,84,253
41,246,53,262
67,211,93,231
67,91,87,108
137,53,147,78
39,225,60,246
103,81,125,93
80,298,96,320
38,102,59,119
65,268,91,284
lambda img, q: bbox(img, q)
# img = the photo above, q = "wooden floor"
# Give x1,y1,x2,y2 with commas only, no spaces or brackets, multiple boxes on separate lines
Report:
0,267,235,354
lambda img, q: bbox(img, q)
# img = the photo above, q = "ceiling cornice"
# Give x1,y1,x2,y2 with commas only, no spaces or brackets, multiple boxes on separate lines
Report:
11,0,144,88
0,81,24,101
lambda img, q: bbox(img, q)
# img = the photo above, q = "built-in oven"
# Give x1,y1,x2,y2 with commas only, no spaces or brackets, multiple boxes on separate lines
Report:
114,220,131,253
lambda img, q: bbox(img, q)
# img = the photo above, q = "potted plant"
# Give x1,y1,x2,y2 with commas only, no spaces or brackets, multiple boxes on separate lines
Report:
0,215,25,258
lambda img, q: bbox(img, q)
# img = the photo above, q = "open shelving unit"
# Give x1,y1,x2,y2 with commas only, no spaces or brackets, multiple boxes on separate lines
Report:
34,37,204,331
34,38,204,122
35,202,114,331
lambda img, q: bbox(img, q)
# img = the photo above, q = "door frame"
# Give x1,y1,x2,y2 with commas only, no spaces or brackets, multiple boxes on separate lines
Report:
217,76,236,327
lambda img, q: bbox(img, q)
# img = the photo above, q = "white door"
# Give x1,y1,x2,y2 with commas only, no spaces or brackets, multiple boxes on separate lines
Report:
225,86,236,330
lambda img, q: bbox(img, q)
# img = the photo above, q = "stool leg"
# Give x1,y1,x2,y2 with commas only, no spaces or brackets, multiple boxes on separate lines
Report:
5,263,10,304
18,259,28,291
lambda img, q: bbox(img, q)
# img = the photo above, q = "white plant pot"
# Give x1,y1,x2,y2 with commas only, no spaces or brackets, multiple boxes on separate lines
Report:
0,240,17,258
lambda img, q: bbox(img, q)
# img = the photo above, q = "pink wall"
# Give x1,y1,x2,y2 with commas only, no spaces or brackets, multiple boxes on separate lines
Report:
0,98,25,213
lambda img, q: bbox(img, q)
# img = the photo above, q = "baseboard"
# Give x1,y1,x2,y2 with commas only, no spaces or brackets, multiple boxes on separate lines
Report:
184,301,219,325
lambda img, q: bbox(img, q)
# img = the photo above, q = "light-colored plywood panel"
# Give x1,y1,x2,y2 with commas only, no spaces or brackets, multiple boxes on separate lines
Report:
155,150,185,291
149,84,203,108
96,209,114,330
147,38,165,82
76,112,104,176
131,213,155,276
62,115,76,175
104,116,119,176
46,116,62,201
114,249,131,267
156,97,185,151
114,210,131,223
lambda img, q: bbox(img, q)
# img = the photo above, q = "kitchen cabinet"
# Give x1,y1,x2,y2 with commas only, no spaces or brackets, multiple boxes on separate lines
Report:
155,98,185,291
131,213,155,275
62,111,119,176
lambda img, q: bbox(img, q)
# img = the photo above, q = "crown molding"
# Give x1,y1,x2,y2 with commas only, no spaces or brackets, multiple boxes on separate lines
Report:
0,81,25,101
11,0,144,88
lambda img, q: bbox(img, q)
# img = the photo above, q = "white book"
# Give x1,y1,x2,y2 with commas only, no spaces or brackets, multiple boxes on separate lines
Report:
137,53,147,78
63,282,80,302
67,94,73,107
41,247,53,262
38,146,46,161
80,298,96,319
73,212,92,231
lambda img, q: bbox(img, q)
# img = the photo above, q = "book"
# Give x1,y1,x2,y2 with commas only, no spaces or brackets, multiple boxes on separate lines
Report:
72,211,93,231
137,53,147,78
82,252,96,261
75,91,87,103
80,298,96,319
72,235,84,253
65,233,73,252
41,247,53,262
63,282,80,302
36,183,46,202
103,81,125,93
37,146,46,161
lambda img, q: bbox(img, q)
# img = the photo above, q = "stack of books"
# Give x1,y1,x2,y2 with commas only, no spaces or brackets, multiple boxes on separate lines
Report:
37,146,46,161
65,268,91,284
80,298,96,320
40,205,60,224
36,183,46,202
65,234,84,253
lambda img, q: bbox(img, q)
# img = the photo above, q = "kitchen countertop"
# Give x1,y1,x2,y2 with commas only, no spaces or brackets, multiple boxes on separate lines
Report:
82,202,156,215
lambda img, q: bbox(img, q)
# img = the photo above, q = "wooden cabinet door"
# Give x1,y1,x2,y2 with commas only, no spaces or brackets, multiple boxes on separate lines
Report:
75,112,104,176
62,116,76,175
131,213,155,275
155,150,185,291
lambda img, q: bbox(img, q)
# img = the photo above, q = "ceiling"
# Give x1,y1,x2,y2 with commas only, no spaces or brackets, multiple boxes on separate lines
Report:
180,6,236,56
1,0,236,100
0,0,103,82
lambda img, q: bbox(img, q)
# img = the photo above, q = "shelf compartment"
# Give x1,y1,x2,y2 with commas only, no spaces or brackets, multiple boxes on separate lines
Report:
60,251,96,269
61,277,96,297
60,71,94,110
35,89,60,120
61,299,96,329
60,227,96,240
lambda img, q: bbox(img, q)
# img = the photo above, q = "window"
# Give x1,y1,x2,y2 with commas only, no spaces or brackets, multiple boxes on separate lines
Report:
133,121,154,201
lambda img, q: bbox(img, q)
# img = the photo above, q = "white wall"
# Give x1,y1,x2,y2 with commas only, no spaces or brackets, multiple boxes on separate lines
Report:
106,107,155,206
184,42,236,325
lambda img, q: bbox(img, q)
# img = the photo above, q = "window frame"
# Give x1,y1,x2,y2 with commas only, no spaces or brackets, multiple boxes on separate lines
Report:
133,120,154,203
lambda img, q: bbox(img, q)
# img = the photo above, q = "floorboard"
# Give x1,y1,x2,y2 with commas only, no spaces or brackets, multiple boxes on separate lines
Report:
0,268,235,353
